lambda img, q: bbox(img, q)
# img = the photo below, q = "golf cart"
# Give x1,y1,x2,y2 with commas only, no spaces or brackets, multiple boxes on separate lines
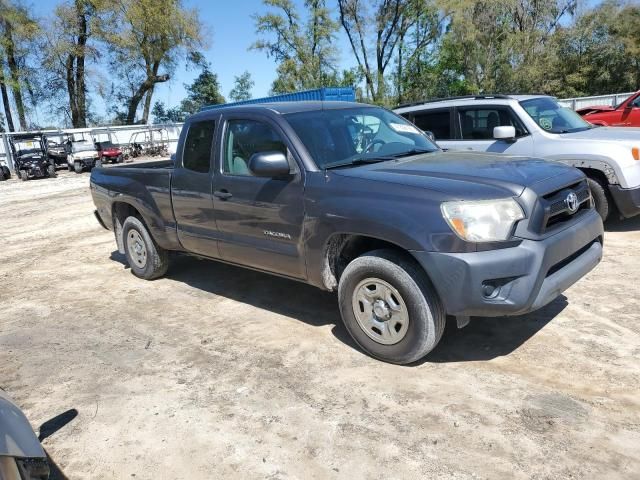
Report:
67,140,101,173
127,128,169,158
95,141,124,164
9,133,56,181
47,133,71,168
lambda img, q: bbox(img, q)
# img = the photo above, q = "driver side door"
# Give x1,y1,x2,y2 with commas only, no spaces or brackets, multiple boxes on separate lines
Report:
212,114,307,279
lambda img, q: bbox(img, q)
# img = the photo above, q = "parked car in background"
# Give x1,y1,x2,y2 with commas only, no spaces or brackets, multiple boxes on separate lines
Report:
576,90,640,126
9,134,57,181
396,95,640,221
67,140,101,173
91,101,603,364
0,389,50,479
95,141,124,164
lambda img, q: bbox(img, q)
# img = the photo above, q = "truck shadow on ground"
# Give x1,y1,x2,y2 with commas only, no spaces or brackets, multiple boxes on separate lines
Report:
111,252,567,364
605,215,640,232
38,409,78,480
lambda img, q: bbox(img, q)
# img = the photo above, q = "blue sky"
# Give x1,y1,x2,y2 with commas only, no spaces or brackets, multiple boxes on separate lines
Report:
35,0,355,121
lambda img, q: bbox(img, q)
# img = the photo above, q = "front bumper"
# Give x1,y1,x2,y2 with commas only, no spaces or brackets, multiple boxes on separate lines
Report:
609,184,640,218
413,208,604,317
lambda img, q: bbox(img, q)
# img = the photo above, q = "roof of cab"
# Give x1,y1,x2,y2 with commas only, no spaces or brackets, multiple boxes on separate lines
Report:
188,100,375,121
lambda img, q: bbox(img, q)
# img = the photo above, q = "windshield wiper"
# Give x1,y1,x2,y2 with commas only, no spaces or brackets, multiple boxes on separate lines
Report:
386,148,434,158
323,157,389,170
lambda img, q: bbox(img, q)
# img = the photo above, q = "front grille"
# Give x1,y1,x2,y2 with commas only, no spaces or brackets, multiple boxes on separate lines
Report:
542,180,592,232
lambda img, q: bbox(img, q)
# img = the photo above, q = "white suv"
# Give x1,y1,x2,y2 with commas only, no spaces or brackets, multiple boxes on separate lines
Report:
395,95,640,221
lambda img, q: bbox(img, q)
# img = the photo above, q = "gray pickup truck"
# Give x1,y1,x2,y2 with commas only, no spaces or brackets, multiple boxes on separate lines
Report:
91,101,604,364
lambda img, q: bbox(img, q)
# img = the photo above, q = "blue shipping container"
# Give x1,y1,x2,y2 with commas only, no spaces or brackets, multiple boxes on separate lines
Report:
200,87,356,112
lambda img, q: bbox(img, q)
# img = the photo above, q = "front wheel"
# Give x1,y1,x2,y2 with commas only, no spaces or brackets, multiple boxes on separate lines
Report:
587,177,611,221
20,170,28,181
74,162,83,174
338,249,446,364
122,216,169,280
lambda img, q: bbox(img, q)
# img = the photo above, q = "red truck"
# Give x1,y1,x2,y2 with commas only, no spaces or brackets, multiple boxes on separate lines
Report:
577,91,640,126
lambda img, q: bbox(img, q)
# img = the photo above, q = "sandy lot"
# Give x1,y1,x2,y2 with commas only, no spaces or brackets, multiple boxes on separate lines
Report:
0,167,639,479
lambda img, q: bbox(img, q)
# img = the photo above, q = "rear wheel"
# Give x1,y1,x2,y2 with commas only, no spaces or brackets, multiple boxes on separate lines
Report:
338,249,446,364
122,216,169,280
74,162,83,174
587,176,611,221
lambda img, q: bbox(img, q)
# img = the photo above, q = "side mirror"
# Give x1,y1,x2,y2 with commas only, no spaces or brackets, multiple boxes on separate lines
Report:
248,151,291,177
493,126,516,141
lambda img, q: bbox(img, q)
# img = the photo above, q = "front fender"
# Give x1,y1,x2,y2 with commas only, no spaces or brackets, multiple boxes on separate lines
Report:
0,390,45,459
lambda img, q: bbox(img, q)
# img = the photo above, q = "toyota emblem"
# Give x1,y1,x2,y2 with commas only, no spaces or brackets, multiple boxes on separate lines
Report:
565,192,579,213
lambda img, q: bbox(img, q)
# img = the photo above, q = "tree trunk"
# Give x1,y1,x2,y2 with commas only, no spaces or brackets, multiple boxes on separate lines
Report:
74,0,88,128
142,85,154,124
3,19,27,130
0,71,15,132
65,54,79,127
126,72,168,124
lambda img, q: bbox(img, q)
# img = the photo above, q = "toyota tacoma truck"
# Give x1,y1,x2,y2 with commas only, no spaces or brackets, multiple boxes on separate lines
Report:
90,101,603,364
395,94,640,221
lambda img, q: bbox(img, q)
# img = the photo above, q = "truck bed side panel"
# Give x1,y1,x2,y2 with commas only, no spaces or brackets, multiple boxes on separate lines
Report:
90,166,182,251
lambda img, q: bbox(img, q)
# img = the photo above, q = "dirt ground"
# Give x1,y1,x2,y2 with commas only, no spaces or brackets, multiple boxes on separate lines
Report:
1,165,639,480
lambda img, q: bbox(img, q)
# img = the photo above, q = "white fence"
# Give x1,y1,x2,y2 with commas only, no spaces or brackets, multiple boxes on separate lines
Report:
558,92,635,111
1,122,184,171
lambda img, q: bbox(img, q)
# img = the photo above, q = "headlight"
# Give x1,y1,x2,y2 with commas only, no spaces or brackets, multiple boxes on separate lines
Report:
441,198,525,242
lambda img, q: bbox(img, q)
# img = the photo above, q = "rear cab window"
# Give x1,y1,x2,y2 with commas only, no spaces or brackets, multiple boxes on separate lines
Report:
183,120,216,173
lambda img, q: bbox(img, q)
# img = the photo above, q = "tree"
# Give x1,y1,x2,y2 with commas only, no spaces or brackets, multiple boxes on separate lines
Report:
107,0,204,124
42,0,107,128
179,66,225,114
229,71,254,102
151,100,167,123
338,0,412,104
253,0,343,93
0,0,39,130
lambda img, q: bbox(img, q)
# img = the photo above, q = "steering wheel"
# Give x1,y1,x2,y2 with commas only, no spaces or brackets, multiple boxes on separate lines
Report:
363,139,386,153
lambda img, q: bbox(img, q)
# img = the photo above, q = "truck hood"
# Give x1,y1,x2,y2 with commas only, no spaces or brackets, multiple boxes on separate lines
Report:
331,151,577,198
560,126,640,143
577,105,616,115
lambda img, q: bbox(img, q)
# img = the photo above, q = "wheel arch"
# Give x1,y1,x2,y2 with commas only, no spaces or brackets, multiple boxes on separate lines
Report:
320,233,432,291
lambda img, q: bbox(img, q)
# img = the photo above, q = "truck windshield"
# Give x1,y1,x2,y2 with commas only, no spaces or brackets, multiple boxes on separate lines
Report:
520,97,593,134
285,106,438,169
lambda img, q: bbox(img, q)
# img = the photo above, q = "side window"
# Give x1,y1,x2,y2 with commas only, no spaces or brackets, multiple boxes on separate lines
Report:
183,120,215,173
411,109,451,140
223,119,287,176
458,107,526,139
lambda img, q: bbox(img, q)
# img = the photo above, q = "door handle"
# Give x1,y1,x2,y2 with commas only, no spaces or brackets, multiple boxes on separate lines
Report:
214,190,233,200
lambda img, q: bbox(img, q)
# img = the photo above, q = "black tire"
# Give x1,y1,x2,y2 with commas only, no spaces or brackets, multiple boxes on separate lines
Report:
0,165,9,180
587,176,611,221
74,162,83,174
20,170,28,181
338,249,446,364
122,216,169,280
68,163,73,172
47,165,57,178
